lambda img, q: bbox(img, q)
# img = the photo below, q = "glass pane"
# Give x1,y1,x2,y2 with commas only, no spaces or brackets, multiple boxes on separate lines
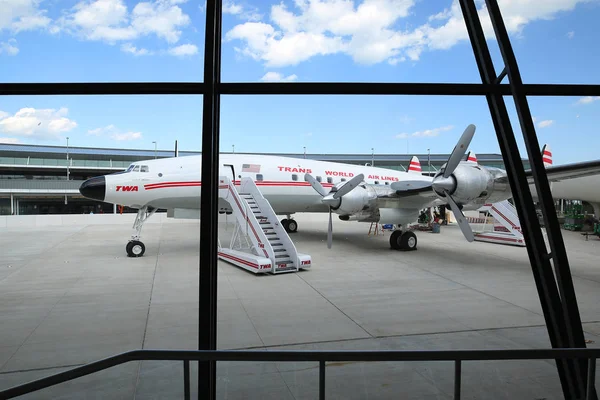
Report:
2,0,205,82
220,1,597,84
496,1,600,84
0,93,207,397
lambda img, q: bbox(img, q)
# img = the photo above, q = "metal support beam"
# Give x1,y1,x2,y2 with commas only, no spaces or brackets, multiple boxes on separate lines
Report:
484,0,593,397
459,0,593,399
198,0,222,396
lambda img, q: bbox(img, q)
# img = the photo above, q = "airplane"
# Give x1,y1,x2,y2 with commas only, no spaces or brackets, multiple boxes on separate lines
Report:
78,125,600,257
528,145,600,218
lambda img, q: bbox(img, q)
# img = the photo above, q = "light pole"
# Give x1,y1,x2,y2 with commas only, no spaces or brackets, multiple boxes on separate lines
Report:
66,137,70,181
371,148,374,167
152,141,157,159
303,146,306,159
232,144,235,153
427,148,431,175
65,137,69,205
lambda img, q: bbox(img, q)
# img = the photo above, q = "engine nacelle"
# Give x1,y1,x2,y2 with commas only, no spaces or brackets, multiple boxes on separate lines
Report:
331,185,374,215
435,164,493,206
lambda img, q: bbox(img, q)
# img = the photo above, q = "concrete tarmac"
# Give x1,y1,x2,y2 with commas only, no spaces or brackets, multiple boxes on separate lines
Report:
1,213,600,399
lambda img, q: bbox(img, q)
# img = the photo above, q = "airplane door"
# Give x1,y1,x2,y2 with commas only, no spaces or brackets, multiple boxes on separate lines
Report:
223,164,236,183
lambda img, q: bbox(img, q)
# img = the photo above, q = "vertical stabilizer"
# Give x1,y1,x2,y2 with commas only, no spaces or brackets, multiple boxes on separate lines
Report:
466,151,478,164
407,156,422,174
542,144,552,167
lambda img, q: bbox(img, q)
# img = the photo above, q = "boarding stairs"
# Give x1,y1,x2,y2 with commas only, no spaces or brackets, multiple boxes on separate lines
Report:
473,199,526,246
218,176,311,274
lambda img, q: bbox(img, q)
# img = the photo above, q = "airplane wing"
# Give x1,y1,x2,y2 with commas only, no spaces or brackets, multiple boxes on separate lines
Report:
526,159,600,183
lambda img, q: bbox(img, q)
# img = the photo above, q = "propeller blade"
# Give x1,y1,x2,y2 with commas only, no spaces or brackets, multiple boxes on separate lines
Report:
443,124,476,178
333,173,364,199
443,189,474,242
327,208,333,249
304,173,328,197
390,180,433,191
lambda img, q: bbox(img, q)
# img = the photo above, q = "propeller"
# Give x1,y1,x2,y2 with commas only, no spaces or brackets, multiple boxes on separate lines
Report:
430,124,477,242
305,173,364,248
443,189,474,242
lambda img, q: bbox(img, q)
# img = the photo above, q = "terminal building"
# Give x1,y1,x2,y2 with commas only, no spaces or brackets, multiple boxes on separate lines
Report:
0,142,529,215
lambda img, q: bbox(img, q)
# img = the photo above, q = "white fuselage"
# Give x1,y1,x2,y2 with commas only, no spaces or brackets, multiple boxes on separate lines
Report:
103,154,438,214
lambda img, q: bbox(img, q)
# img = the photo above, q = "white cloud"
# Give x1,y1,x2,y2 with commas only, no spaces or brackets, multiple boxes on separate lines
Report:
0,0,51,33
260,71,298,82
225,0,592,67
121,42,152,55
0,39,19,55
0,137,21,144
577,96,600,105
55,0,191,44
88,124,142,141
112,131,143,141
223,0,262,21
538,119,554,128
168,43,198,56
396,125,453,139
224,1,243,15
567,30,575,38
0,107,77,140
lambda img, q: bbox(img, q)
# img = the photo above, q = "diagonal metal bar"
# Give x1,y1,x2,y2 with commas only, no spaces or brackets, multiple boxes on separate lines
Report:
458,0,580,397
483,0,592,399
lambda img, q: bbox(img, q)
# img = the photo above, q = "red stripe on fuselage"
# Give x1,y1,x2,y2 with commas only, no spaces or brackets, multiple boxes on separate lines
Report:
143,181,337,190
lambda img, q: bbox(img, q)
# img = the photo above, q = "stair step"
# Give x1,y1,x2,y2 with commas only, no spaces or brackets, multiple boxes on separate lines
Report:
271,243,283,246
274,249,286,252
268,237,280,241
275,255,290,259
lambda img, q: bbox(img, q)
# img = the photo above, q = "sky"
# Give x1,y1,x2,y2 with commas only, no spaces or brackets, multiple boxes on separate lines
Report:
1,0,599,165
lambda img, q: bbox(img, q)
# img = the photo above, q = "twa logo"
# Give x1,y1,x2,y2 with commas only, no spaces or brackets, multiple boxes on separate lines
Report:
116,185,139,192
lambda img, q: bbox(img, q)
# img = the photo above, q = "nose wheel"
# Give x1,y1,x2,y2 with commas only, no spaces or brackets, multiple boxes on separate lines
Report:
126,240,146,257
126,206,156,258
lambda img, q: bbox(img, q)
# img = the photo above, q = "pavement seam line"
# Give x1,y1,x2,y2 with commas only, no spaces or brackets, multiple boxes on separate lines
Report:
295,273,374,338
133,223,162,399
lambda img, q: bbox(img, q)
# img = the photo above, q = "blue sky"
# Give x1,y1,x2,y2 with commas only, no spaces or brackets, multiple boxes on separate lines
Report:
1,0,599,165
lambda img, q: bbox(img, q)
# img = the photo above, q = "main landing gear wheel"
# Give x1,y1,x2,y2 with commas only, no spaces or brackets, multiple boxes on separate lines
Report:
281,218,298,233
390,230,417,251
126,240,145,257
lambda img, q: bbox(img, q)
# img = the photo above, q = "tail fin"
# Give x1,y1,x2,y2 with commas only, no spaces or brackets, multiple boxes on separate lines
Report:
175,140,179,157
542,144,552,167
466,151,477,164
407,156,422,174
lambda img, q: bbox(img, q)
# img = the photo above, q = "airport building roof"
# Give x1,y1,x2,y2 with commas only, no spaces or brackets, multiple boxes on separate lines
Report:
0,143,515,163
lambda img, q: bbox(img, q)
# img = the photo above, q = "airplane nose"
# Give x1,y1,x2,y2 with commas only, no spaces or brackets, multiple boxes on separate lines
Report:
79,176,106,201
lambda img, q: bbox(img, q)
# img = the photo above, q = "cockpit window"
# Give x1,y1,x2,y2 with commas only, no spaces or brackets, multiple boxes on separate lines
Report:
126,164,135,172
133,165,140,172
141,165,149,172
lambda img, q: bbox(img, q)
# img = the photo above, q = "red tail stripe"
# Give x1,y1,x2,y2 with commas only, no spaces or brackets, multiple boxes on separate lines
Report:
543,157,552,164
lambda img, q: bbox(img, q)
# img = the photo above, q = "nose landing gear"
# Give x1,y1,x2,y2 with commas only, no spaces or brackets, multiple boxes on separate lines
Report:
126,206,157,257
